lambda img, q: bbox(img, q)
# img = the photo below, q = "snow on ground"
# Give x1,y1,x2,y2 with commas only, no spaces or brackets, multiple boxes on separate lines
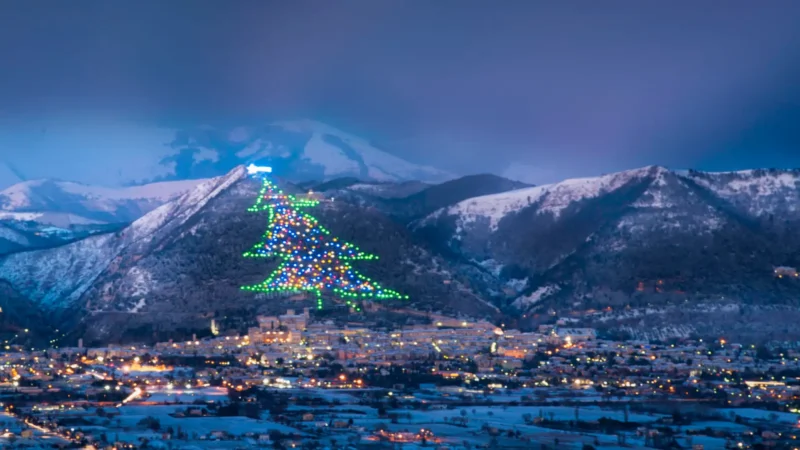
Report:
690,170,800,198
116,405,302,436
477,258,504,276
64,179,203,202
301,132,361,176
718,408,800,424
129,298,147,313
285,389,361,404
0,224,29,245
513,285,560,309
129,165,244,240
126,267,154,299
347,183,387,194
0,412,70,447
0,178,202,211
0,231,118,308
378,406,663,450
142,386,228,403
505,277,528,292
0,168,243,310
391,405,663,427
0,211,104,226
684,421,752,432
684,169,800,216
436,166,658,231
271,119,452,182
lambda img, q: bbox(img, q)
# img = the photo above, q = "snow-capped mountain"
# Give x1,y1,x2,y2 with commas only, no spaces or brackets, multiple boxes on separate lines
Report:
682,169,800,218
317,173,531,223
418,166,793,239
0,119,452,254
5,162,800,343
0,178,204,254
160,119,454,184
0,168,247,311
417,165,800,320
0,178,204,226
0,166,497,343
420,167,656,232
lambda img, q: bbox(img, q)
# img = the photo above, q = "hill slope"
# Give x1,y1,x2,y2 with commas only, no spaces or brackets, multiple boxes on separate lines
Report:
0,178,203,225
415,166,800,339
5,164,800,343
0,167,498,343
0,178,204,255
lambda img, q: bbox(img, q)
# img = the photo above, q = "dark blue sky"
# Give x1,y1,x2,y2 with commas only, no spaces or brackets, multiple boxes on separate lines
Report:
0,0,799,187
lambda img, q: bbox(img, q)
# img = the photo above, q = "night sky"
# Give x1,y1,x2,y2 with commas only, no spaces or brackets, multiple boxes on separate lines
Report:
1,0,799,188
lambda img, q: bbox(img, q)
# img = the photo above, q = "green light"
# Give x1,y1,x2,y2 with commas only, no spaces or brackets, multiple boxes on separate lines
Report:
241,176,407,310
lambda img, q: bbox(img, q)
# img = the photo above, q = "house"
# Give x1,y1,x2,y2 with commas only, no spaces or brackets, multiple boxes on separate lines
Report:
332,420,350,428
762,430,780,440
552,328,597,343
210,430,228,439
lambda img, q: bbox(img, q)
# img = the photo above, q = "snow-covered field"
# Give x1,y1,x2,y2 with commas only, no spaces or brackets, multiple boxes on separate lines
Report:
388,405,663,427
114,405,302,437
718,408,800,424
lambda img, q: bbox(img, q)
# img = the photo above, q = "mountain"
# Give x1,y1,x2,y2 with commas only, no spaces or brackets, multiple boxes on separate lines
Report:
0,178,204,254
0,167,499,344
416,166,800,341
6,163,800,344
0,178,204,225
312,178,432,199
159,119,454,184
0,280,53,344
314,174,530,223
394,174,531,222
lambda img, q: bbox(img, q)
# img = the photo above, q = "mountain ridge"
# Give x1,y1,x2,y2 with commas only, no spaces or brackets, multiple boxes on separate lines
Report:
3,163,800,343
0,178,204,223
0,166,508,343
155,119,455,185
415,165,800,328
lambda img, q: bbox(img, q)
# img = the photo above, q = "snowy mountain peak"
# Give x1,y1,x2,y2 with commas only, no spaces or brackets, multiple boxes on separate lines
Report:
431,165,658,230
268,120,454,182
0,166,251,310
0,178,205,226
684,168,800,214
164,120,455,184
422,165,800,236
127,165,247,240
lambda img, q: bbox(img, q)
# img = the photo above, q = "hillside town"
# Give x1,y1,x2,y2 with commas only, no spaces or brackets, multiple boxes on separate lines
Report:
1,309,800,449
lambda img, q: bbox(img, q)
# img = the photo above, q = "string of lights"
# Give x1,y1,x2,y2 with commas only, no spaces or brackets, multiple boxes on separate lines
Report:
241,172,408,310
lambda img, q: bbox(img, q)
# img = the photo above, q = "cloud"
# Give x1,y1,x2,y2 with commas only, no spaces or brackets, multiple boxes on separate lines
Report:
0,2,798,183
0,119,178,188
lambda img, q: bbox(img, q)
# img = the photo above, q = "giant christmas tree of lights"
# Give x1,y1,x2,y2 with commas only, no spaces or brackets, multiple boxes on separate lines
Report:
241,166,408,310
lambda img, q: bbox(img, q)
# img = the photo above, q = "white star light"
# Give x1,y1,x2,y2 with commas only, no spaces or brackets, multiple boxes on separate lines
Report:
247,164,273,175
